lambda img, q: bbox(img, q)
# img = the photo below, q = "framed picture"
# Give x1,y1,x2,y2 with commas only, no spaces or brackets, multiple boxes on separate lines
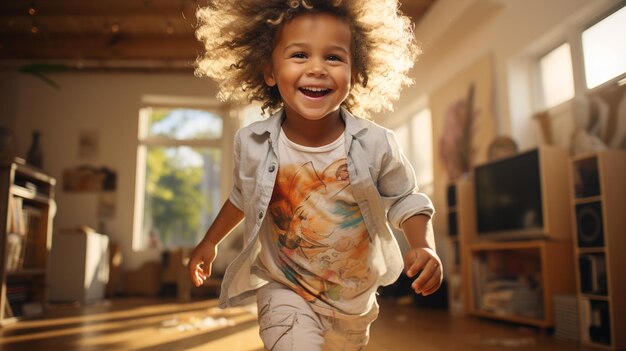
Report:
62,165,117,192
78,130,99,159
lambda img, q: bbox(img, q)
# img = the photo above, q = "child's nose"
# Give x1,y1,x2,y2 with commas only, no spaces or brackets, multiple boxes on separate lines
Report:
306,58,327,77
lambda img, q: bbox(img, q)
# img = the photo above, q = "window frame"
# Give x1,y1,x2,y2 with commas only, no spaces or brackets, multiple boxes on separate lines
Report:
132,98,236,251
581,3,626,91
533,3,626,115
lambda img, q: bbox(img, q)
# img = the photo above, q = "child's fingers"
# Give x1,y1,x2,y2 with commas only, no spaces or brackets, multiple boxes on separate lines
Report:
194,267,209,287
406,262,423,278
193,270,203,287
410,259,440,293
405,251,428,277
188,257,201,278
191,262,212,287
416,272,442,296
189,261,201,287
199,261,212,277
188,255,211,287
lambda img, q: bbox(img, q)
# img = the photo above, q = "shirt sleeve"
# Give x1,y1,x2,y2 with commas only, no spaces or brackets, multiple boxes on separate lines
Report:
377,129,435,230
227,129,244,211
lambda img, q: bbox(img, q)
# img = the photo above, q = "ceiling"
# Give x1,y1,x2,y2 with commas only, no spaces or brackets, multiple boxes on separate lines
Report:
0,0,437,71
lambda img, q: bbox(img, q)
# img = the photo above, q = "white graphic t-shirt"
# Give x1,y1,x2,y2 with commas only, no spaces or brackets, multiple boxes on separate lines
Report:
258,129,380,316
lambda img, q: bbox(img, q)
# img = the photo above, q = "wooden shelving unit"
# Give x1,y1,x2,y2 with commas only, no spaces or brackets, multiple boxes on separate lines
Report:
569,151,626,349
0,159,56,324
462,146,576,328
445,175,476,314
466,240,575,328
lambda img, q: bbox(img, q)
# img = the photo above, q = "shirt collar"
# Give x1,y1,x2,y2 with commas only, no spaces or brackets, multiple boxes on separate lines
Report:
248,107,369,143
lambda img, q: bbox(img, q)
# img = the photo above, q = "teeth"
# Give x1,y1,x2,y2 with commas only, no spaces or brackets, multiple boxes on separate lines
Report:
301,87,328,92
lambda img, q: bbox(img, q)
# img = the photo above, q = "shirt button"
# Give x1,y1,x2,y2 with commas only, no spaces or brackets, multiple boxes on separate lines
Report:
268,164,276,172
258,211,264,219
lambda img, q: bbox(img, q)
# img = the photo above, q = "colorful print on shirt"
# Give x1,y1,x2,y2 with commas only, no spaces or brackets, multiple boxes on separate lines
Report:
268,157,376,305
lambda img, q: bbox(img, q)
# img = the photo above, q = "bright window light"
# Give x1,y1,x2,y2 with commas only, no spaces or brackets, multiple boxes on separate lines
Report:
393,108,434,195
582,5,626,89
135,107,224,250
411,109,433,192
539,43,575,109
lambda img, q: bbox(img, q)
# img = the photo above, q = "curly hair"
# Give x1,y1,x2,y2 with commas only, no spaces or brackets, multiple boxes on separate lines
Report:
195,0,419,118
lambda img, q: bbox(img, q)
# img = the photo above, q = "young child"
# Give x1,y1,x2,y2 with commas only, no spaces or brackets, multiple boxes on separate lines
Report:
188,1,442,349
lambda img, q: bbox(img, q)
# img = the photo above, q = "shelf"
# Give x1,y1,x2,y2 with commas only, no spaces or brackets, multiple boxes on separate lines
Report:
1,161,56,324
577,247,606,254
573,196,602,205
580,293,609,301
445,176,476,315
6,268,47,277
569,150,626,350
467,239,575,328
469,239,549,251
14,162,56,185
10,185,53,205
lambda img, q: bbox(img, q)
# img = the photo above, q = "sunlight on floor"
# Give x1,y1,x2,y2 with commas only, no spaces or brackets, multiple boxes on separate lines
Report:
0,298,584,351
0,299,263,351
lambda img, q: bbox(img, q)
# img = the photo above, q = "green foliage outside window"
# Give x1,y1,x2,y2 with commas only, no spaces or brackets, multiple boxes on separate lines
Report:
140,108,222,249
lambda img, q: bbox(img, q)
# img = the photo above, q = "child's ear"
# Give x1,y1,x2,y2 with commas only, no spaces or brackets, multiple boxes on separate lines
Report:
263,64,277,87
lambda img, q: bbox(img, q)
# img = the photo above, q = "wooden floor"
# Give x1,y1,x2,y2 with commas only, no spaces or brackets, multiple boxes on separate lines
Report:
0,297,591,351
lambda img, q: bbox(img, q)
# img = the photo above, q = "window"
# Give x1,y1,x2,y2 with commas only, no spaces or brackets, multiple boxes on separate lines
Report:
538,43,575,109
530,4,626,122
410,109,434,194
582,5,626,89
393,108,434,195
134,106,226,250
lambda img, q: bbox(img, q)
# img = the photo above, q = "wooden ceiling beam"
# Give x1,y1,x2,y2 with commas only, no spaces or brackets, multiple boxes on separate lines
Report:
0,35,201,61
0,0,198,17
0,15,196,36
0,0,439,69
0,8,198,18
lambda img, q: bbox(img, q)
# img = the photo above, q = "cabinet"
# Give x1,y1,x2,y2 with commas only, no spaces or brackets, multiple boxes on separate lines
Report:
466,240,575,328
48,231,109,303
459,146,577,328
445,175,476,314
569,151,626,349
0,159,56,323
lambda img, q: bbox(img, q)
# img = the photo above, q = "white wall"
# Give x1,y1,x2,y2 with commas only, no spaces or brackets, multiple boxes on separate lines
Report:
0,70,218,269
389,0,618,139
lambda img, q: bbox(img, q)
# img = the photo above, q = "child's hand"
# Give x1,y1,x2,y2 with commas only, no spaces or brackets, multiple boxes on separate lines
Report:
187,240,218,287
403,247,442,296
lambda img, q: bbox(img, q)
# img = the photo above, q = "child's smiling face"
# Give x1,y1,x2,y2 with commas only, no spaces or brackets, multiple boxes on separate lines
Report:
264,12,353,122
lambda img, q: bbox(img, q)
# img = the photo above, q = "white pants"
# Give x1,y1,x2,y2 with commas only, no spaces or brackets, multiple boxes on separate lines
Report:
256,282,379,351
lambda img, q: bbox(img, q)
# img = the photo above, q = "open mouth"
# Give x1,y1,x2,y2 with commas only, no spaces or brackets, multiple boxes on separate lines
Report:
299,87,331,98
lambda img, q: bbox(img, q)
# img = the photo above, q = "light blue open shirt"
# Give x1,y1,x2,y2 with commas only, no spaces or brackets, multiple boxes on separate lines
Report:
219,107,435,311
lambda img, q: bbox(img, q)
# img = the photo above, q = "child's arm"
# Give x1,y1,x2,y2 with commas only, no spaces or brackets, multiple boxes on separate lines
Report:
402,214,443,296
187,199,244,287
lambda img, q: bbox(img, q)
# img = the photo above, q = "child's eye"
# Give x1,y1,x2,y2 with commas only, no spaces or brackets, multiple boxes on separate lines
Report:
291,53,307,59
327,55,343,62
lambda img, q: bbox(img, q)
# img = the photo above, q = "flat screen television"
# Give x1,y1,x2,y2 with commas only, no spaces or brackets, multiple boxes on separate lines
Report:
475,149,542,238
473,147,571,240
